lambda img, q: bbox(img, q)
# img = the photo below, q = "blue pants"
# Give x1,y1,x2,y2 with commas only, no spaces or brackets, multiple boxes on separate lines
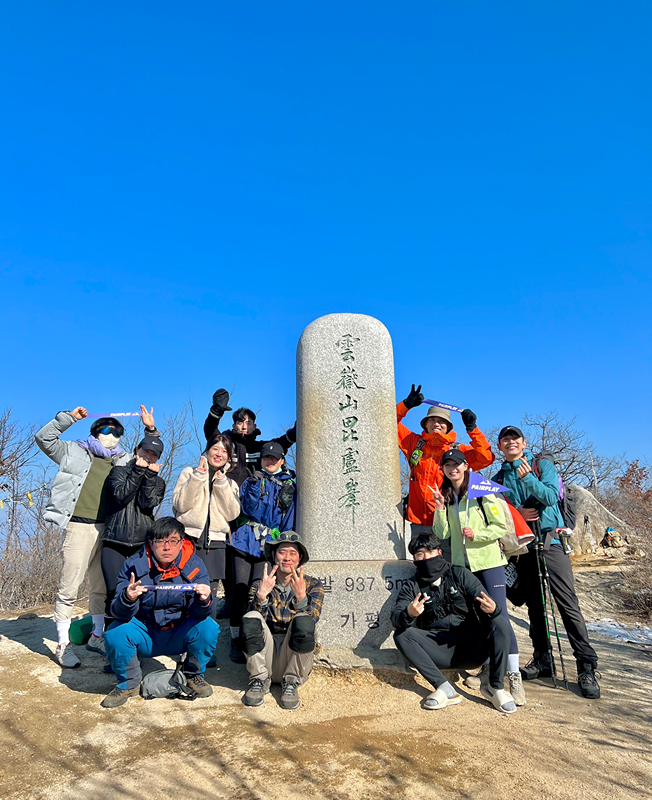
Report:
105,616,219,690
474,565,519,656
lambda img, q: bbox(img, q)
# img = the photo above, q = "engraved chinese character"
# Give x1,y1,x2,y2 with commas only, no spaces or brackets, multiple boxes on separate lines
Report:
336,366,365,391
342,416,358,442
338,478,360,524
336,334,360,351
338,394,358,412
341,447,360,475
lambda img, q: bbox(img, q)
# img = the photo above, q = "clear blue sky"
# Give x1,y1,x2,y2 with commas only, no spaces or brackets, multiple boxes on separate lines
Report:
1,2,650,463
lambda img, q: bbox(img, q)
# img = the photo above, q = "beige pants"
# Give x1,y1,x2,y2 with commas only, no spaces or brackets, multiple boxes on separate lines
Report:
54,521,106,622
243,611,314,686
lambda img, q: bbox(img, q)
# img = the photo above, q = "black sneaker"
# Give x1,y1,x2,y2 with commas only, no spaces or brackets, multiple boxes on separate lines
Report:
577,663,601,699
230,638,246,664
243,676,271,706
186,674,213,698
521,651,553,681
280,677,300,710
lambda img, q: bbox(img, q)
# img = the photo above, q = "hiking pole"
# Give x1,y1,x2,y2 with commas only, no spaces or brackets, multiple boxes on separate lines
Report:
532,521,558,689
537,531,569,690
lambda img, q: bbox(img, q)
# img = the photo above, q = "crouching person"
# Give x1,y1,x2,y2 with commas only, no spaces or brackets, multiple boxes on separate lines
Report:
392,532,517,714
241,532,323,710
101,517,219,708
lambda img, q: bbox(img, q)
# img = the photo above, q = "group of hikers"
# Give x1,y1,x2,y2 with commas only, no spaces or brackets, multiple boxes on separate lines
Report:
34,383,601,712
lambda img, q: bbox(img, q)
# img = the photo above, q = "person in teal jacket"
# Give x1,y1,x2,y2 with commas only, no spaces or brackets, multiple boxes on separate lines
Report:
432,449,524,706
493,426,600,700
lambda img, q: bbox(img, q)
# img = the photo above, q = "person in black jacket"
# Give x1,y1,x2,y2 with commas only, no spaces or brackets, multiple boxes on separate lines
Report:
203,388,296,480
99,434,166,646
392,532,517,714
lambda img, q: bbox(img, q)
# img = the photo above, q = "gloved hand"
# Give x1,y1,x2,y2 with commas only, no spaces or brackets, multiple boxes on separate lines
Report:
277,481,295,512
461,409,477,432
403,384,424,409
286,423,297,444
251,469,265,482
211,389,232,415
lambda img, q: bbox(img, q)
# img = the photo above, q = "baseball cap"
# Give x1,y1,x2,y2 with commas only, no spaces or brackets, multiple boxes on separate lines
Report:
497,426,524,441
138,435,164,457
260,441,285,460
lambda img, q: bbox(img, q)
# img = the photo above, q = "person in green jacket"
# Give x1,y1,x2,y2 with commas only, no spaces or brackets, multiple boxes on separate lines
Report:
432,449,525,706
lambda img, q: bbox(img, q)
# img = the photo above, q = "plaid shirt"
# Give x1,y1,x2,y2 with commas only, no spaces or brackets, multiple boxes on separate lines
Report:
248,575,324,634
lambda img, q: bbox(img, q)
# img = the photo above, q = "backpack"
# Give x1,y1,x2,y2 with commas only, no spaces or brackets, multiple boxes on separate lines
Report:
478,495,535,557
141,661,197,701
531,451,577,530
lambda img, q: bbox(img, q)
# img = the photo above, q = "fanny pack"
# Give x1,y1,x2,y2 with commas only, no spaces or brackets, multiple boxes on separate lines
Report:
141,660,197,701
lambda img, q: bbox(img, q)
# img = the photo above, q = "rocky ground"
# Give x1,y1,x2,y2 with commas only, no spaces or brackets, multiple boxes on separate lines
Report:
1,554,651,800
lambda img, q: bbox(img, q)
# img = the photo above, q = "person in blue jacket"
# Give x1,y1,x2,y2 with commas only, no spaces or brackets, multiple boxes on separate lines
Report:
493,426,600,699
101,517,219,708
228,440,296,663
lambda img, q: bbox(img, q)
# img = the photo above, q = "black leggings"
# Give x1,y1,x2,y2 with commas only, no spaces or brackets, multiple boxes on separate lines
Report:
101,541,142,617
395,615,511,691
229,546,267,629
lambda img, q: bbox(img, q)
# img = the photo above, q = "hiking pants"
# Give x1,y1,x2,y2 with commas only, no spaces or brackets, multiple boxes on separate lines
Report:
242,611,314,685
104,616,219,690
54,521,106,622
101,541,141,618
229,547,266,629
394,615,511,691
474,565,518,655
517,543,597,666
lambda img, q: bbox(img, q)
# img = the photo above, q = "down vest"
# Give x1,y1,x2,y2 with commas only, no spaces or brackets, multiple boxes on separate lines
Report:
102,464,166,547
35,412,133,528
172,465,240,543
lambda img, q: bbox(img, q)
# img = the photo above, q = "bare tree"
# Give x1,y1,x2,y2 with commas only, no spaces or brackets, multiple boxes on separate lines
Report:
0,408,38,492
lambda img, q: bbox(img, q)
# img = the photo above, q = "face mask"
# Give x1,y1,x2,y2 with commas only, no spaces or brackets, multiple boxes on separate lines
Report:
415,555,449,583
97,433,121,449
263,466,283,476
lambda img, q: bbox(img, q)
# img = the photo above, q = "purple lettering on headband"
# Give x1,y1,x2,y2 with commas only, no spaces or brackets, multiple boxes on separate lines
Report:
86,412,143,418
144,584,198,592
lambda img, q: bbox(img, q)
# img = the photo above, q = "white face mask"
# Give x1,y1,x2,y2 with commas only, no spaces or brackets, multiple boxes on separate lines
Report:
97,433,121,449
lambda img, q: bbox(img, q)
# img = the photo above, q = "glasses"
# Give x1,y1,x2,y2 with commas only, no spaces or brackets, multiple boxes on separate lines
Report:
153,537,182,547
270,531,299,543
413,551,428,561
99,426,119,435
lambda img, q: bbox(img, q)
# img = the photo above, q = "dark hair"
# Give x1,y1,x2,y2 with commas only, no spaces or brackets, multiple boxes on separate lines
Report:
232,407,256,425
408,532,443,556
148,516,185,542
205,432,235,468
441,469,470,506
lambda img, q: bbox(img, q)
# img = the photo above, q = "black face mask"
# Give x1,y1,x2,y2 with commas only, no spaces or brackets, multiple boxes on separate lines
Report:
414,555,449,584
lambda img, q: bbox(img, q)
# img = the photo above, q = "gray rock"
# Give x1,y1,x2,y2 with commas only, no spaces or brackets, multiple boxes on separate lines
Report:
308,559,416,647
569,485,635,554
296,313,405,561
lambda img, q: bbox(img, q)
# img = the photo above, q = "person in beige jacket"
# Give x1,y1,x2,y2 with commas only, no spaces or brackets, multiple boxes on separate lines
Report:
173,432,241,600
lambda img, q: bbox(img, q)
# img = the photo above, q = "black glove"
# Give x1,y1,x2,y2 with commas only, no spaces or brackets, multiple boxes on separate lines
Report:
286,423,297,444
251,469,264,482
461,409,477,432
277,481,295,513
403,384,424,409
210,389,232,415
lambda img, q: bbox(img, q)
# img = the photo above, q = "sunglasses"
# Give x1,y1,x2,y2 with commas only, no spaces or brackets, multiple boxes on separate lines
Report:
98,426,119,436
270,530,299,543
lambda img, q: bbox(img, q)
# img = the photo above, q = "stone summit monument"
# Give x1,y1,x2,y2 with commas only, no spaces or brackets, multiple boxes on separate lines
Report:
296,313,414,653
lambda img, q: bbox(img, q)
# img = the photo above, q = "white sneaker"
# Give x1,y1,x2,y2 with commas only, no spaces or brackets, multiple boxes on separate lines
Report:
464,663,490,690
86,634,106,655
56,643,81,669
507,671,527,706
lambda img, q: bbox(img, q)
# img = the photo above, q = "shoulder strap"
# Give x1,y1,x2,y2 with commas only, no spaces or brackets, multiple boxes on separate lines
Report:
476,496,489,526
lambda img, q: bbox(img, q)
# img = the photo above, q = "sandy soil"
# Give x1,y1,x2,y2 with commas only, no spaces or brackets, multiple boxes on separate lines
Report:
1,558,651,800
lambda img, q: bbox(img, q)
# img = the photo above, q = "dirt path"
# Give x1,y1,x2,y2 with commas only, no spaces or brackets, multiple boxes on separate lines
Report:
1,563,651,800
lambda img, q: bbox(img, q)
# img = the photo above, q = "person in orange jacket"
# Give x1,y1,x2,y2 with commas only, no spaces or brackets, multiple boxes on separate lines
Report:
397,385,495,539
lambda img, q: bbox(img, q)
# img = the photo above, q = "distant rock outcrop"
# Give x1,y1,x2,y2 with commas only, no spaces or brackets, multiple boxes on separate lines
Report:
569,485,634,554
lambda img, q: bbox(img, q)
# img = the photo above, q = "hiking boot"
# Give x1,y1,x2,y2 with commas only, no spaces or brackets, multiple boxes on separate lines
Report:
507,672,527,706
55,643,80,669
464,663,490,690
280,676,301,710
521,651,553,681
86,634,106,655
230,638,246,664
243,676,271,707
100,685,140,708
186,674,213,698
577,662,601,699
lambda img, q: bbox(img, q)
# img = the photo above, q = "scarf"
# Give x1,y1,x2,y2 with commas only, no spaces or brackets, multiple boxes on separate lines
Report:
76,435,124,459
415,555,450,585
